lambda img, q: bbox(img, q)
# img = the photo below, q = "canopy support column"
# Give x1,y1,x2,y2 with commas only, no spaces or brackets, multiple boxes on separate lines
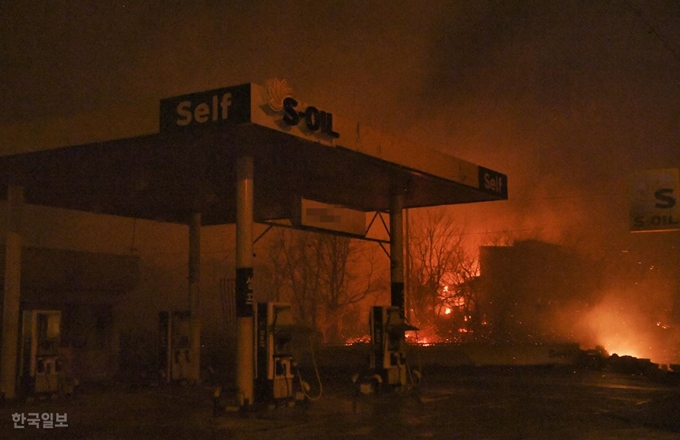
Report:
390,192,405,315
235,156,254,407
188,212,201,383
1,185,23,399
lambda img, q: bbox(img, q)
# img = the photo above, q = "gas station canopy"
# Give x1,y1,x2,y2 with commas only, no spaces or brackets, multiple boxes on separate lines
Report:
0,81,507,228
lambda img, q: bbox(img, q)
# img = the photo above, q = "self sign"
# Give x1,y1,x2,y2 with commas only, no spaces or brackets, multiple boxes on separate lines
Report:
478,166,508,199
175,93,232,126
483,172,504,194
159,84,251,132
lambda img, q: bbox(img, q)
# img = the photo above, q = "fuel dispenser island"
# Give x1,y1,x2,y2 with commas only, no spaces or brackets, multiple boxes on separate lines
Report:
353,305,420,398
212,301,321,414
254,302,320,406
159,311,199,383
19,310,62,395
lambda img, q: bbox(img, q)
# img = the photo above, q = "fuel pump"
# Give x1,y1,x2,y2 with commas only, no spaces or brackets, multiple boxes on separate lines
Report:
19,310,62,394
159,311,196,382
369,305,418,389
254,301,317,405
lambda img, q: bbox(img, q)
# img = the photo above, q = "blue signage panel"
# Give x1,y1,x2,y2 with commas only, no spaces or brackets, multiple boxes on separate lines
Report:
160,84,251,132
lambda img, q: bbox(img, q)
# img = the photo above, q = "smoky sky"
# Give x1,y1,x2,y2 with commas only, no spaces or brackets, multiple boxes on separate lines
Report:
1,0,679,260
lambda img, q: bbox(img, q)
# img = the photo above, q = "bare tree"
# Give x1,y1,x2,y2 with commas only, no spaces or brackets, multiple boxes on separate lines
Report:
259,230,287,303
438,253,482,340
316,234,384,343
407,207,480,340
261,228,385,343
280,229,322,330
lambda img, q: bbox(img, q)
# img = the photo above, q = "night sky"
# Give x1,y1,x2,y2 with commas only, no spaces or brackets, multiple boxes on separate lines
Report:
2,1,678,243
1,1,679,359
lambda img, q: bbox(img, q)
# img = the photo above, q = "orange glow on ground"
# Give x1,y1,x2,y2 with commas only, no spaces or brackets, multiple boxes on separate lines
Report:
406,326,452,346
408,334,438,346
585,314,647,359
578,292,670,363
344,335,371,346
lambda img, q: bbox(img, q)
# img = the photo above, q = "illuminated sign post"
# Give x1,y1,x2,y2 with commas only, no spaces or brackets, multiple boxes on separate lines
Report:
630,168,680,233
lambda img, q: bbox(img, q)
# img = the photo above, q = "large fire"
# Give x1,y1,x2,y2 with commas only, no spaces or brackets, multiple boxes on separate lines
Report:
343,275,680,366
576,289,679,365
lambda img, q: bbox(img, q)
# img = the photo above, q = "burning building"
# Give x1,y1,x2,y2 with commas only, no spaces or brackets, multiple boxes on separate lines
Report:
477,240,603,344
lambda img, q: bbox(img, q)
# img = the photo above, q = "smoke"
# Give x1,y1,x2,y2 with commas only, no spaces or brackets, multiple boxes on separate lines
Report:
574,282,680,364
1,1,680,358
404,1,680,259
538,239,680,364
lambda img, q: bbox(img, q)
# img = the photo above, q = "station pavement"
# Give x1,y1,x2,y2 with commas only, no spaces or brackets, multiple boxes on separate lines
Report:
1,366,680,439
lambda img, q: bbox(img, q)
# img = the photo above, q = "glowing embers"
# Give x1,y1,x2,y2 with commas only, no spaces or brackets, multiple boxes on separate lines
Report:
405,326,451,346
344,335,371,346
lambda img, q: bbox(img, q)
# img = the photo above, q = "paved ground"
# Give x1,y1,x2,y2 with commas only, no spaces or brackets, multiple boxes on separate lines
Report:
2,365,679,439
